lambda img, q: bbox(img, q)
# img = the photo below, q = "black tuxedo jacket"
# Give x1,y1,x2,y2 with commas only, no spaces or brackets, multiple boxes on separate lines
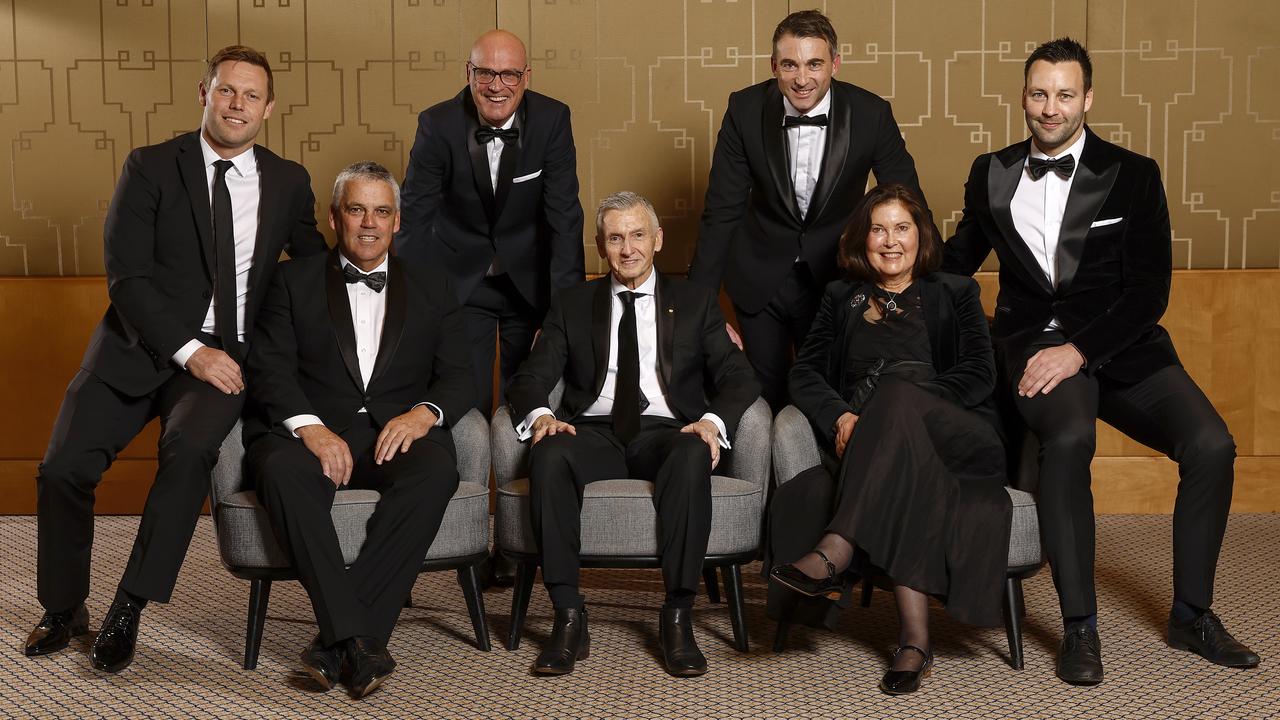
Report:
395,88,585,312
941,126,1179,383
689,79,926,313
244,251,474,445
83,131,325,397
789,273,999,446
506,273,761,439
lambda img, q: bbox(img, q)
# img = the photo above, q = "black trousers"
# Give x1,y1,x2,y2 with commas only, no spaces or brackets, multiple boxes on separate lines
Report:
249,415,459,647
463,273,541,417
734,263,821,413
1013,332,1236,618
528,417,715,609
37,367,244,612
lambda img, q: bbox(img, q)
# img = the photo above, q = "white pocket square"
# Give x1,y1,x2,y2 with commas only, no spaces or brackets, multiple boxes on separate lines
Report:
512,169,542,184
1090,217,1123,228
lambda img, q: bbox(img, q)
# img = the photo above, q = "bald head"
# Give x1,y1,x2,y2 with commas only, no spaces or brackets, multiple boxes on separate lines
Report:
467,29,530,127
471,30,527,67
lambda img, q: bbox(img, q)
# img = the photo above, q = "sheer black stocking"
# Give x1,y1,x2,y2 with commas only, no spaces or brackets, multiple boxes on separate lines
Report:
891,584,930,671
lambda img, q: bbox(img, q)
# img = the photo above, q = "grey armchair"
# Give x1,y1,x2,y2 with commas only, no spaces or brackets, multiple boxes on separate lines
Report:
209,409,493,669
491,384,772,653
769,404,1043,669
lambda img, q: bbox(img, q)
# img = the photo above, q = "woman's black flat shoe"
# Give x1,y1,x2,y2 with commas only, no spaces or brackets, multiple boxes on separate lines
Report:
769,550,844,600
879,645,932,695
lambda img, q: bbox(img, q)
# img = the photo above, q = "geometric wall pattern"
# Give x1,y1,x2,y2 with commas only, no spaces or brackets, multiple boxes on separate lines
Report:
1,0,1277,277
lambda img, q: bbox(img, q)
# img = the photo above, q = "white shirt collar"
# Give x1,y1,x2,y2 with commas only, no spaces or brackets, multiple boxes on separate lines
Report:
199,132,257,176
1029,128,1087,163
782,88,832,119
339,253,390,275
609,269,658,298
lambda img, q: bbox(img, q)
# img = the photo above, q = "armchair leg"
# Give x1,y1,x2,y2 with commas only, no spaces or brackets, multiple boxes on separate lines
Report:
457,564,492,652
244,579,271,671
772,619,791,653
1003,576,1025,670
703,568,722,604
860,575,874,608
506,559,535,651
721,564,750,652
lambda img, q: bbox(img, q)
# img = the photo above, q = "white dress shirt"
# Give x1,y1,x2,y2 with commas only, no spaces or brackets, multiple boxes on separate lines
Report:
172,134,261,368
1011,131,1087,330
783,90,831,219
517,271,730,448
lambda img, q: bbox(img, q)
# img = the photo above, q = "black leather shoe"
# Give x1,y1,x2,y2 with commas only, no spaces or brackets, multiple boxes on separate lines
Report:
345,636,396,699
533,607,590,676
769,550,843,600
300,634,344,691
1056,624,1103,685
879,645,932,695
24,604,89,657
91,598,143,673
659,608,708,677
489,552,516,588
1168,610,1260,668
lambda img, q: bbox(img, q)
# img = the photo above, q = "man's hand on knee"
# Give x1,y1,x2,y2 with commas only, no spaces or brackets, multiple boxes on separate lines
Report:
1019,343,1086,397
374,405,437,464
185,346,244,395
680,419,721,470
296,425,353,486
531,414,576,446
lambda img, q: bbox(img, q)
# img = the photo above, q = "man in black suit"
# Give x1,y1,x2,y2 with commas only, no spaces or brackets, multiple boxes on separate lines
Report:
25,46,325,672
943,37,1259,685
689,9,927,412
245,162,472,698
507,191,760,677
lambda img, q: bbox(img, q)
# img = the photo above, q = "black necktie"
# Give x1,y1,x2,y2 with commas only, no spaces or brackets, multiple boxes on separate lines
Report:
343,264,387,293
211,160,240,357
475,126,519,144
783,114,828,128
612,290,645,444
1028,155,1076,181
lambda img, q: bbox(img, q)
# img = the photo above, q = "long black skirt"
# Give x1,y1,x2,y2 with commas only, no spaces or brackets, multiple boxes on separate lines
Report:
766,378,1012,628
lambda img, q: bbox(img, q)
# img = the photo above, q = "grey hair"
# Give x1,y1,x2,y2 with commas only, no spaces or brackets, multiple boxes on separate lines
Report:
595,191,660,238
331,160,401,211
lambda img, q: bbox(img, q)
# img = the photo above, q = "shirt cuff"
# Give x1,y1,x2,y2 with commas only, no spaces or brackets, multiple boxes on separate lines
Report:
699,413,731,449
283,414,324,438
172,338,206,370
412,402,445,427
516,407,555,441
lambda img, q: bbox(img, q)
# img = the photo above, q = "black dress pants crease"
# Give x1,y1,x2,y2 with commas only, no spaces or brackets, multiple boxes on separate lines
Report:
527,417,714,610
1013,332,1235,618
733,263,822,413
463,273,541,416
250,415,459,647
37,368,245,612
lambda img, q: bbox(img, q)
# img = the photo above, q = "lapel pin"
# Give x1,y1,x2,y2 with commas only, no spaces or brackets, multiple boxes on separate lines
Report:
851,293,865,308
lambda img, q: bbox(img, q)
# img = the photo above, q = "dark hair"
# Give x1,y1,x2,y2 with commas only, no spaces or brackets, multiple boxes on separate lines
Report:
838,184,941,283
772,10,838,59
1024,37,1092,91
203,45,274,103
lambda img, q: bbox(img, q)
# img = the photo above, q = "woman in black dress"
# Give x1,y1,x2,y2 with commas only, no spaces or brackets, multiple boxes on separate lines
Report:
769,183,1011,694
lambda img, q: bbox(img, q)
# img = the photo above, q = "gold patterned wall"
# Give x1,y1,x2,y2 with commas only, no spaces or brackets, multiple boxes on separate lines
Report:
1,0,1277,276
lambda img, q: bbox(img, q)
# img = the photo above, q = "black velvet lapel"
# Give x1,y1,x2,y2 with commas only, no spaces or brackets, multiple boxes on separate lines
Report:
655,273,675,389
989,140,1054,295
368,257,407,390
324,251,365,393
806,85,849,225
177,133,216,280
462,92,497,225
761,84,802,224
1056,128,1119,292
920,278,952,369
591,277,612,397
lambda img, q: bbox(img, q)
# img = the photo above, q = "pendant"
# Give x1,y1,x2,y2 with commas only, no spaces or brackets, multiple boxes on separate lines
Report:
885,299,898,312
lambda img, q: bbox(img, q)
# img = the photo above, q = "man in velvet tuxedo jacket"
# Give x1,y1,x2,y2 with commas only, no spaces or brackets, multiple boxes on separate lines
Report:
506,192,759,677
689,10,927,412
942,38,1258,685
26,46,326,673
245,162,472,698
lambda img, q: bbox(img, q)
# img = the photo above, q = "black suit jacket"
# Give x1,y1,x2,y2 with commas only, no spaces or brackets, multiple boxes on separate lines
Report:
506,273,761,440
395,88,585,311
941,126,1179,383
788,273,999,447
689,79,926,313
83,131,326,397
244,251,474,445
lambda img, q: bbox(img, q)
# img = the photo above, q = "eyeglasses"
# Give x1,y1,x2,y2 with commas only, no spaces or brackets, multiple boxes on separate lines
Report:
468,62,526,87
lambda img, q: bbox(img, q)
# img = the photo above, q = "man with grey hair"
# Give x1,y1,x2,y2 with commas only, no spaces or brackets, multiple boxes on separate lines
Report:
507,191,760,677
244,161,473,697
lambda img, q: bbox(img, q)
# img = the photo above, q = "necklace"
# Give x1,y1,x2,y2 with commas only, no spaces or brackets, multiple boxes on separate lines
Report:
884,290,900,312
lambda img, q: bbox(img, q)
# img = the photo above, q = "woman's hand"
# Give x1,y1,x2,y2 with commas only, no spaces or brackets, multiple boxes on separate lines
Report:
834,412,859,459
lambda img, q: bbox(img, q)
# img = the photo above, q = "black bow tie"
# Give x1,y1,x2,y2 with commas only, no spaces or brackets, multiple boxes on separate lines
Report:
475,126,519,144
1028,155,1076,181
783,114,828,128
344,264,387,293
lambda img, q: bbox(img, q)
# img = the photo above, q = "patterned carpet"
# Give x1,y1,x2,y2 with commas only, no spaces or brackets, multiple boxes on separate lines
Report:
0,514,1276,719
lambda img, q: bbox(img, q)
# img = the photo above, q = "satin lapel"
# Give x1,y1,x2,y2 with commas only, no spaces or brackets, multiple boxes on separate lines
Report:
591,278,612,397
491,100,525,220
324,252,365,393
805,86,850,225
655,274,675,389
988,142,1054,295
243,146,278,338
177,134,216,279
462,93,497,225
761,84,802,224
1055,132,1119,292
368,257,408,390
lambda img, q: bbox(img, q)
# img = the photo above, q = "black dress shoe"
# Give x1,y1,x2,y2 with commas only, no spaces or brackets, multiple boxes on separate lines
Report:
24,604,89,657
345,636,396,699
90,598,143,673
489,552,516,588
533,607,590,676
659,608,707,677
769,549,844,600
1168,610,1260,668
1056,624,1103,685
879,645,932,695
300,635,344,691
